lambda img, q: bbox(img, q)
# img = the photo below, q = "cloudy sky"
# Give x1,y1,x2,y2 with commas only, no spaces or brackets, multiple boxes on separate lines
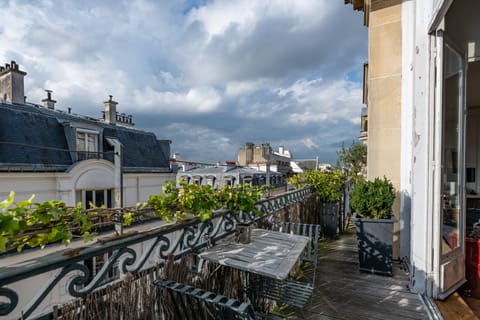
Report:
1,0,366,164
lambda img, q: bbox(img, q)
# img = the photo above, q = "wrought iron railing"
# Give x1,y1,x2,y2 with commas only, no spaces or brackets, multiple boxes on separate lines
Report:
0,187,312,320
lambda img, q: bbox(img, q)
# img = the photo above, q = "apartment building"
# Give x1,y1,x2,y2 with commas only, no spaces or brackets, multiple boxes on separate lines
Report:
346,0,480,300
0,61,175,208
237,142,293,175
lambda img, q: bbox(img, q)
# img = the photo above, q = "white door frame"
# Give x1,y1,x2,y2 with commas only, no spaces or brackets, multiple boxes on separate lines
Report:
427,2,468,298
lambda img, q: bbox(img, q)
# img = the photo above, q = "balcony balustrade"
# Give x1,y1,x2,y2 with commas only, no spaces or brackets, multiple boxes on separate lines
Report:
0,187,312,320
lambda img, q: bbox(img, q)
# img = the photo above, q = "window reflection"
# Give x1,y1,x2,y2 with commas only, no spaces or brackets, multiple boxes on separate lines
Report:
441,42,464,255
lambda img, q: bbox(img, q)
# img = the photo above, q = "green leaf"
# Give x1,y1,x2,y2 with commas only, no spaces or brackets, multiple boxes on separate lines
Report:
83,232,97,243
123,212,134,226
0,214,20,235
350,176,395,219
0,191,15,211
0,235,8,252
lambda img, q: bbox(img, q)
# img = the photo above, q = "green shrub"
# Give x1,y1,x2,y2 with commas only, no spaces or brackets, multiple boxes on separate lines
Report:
288,169,345,202
350,176,395,219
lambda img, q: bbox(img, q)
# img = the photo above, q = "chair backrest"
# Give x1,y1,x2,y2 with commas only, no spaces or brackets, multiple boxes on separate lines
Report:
270,221,320,286
154,278,256,320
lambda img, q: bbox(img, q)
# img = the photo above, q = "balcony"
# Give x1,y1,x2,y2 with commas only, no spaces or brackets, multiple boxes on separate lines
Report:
0,187,432,319
76,151,102,161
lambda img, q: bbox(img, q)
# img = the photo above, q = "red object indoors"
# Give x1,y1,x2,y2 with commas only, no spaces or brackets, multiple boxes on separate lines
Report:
463,238,480,298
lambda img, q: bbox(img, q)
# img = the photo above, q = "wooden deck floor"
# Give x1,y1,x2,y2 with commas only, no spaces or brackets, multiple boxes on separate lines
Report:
284,227,430,320
436,293,479,320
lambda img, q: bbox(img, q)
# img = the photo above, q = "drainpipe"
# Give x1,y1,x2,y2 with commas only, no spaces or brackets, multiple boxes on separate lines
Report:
113,142,124,208
105,138,124,207
114,141,124,235
105,137,124,234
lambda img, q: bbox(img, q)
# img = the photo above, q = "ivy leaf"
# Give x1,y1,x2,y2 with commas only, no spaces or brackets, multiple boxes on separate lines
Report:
0,214,20,235
199,210,212,222
49,208,64,220
0,191,15,211
0,235,8,252
123,212,134,226
83,232,96,243
80,215,92,233
50,226,71,244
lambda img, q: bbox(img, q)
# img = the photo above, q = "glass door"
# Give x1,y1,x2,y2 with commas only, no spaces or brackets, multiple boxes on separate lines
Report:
438,35,467,298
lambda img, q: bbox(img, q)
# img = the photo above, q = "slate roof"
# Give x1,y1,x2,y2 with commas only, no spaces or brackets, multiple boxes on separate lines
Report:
293,160,318,171
179,165,284,177
0,102,171,172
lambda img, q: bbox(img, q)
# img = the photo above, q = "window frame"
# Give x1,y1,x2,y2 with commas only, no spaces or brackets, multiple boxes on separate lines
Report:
79,189,113,209
76,128,100,161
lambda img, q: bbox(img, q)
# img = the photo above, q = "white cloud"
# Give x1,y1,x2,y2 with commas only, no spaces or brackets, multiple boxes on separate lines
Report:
133,86,221,113
0,0,366,164
165,122,236,161
186,0,330,39
303,138,319,149
225,79,271,97
178,0,364,86
276,78,363,126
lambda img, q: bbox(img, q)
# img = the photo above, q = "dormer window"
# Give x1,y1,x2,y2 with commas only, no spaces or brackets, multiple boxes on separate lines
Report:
242,175,252,185
225,176,235,187
206,175,216,188
59,120,104,163
76,129,99,160
192,175,202,186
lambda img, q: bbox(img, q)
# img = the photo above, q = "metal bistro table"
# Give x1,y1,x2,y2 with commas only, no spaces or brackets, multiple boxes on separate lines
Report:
198,228,309,280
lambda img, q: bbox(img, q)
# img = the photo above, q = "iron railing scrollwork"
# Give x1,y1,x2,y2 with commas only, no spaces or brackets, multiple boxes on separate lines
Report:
0,187,312,320
0,288,17,315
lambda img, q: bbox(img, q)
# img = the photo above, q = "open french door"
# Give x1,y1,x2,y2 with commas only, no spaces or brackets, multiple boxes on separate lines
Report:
436,30,467,299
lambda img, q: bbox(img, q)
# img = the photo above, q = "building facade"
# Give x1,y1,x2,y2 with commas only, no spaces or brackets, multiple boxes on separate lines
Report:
177,164,285,190
0,61,175,208
237,142,293,175
346,0,480,300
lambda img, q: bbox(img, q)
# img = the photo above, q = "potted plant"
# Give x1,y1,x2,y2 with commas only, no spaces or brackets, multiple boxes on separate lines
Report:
350,176,396,276
289,169,345,238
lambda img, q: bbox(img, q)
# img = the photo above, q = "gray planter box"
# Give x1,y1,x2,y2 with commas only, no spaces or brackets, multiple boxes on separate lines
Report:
320,201,339,239
352,213,395,276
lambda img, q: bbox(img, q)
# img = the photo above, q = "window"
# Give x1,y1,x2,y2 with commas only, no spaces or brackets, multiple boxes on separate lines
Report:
242,176,252,185
80,189,113,208
225,176,235,187
363,63,368,104
206,176,216,188
76,129,99,160
179,176,190,184
84,251,120,286
192,176,202,185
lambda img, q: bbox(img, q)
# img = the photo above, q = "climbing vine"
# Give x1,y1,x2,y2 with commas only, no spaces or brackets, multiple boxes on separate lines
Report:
148,180,264,222
0,191,96,253
0,181,265,253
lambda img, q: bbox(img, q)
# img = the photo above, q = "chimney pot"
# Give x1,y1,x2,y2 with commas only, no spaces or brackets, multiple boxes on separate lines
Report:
0,61,27,104
42,89,56,109
103,95,118,124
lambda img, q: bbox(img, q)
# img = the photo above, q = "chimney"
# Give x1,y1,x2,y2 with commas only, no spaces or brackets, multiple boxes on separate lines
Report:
245,142,254,163
278,145,284,155
103,95,118,124
0,60,27,104
41,90,56,109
